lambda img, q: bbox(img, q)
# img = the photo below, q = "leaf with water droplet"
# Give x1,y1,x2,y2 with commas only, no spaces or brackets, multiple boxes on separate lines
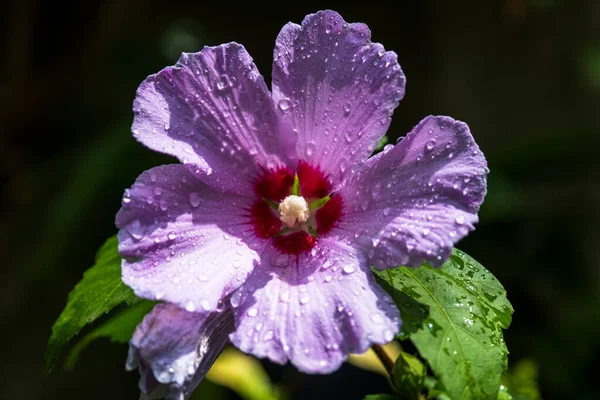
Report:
45,236,141,373
375,248,513,400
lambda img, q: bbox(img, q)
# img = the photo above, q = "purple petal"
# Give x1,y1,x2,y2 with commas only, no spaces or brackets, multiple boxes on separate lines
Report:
127,303,234,400
335,116,488,268
116,164,264,312
272,10,405,189
132,42,295,196
229,238,400,374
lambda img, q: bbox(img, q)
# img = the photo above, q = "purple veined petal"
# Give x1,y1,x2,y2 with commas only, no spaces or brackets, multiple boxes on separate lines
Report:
116,164,266,312
272,10,406,190
127,303,235,400
334,115,488,268
132,42,296,196
229,238,400,374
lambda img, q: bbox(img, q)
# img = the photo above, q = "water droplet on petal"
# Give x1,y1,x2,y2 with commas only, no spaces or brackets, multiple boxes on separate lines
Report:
343,102,351,117
425,139,436,151
200,299,210,311
278,99,291,111
343,265,356,274
384,329,395,342
189,193,201,207
185,300,196,312
306,142,316,157
216,75,230,90
371,313,384,324
247,307,258,317
371,183,382,200
128,220,146,240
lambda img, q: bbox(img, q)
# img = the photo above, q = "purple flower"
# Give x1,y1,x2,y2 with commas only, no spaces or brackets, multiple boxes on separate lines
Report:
117,10,487,398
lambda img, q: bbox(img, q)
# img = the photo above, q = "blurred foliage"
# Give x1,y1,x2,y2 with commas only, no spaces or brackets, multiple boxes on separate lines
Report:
502,359,542,400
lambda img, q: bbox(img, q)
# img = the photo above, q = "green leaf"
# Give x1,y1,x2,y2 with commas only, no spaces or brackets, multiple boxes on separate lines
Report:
376,249,513,400
364,395,401,400
45,235,140,372
390,351,426,400
66,300,155,370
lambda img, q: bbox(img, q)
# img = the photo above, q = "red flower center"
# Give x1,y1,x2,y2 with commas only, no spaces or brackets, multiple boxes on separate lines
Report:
249,161,343,255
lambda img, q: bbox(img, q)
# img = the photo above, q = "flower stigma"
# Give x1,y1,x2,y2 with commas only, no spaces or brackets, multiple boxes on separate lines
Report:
278,195,310,227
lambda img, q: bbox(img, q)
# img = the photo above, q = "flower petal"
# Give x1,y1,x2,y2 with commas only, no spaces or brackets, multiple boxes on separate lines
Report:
272,10,405,189
116,164,264,311
229,238,400,374
335,116,488,268
133,42,295,196
127,303,234,400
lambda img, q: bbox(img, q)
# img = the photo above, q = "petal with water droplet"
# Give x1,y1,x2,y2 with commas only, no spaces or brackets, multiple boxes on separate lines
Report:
127,303,234,399
132,43,295,196
335,116,488,268
229,238,400,374
117,164,266,312
272,10,405,189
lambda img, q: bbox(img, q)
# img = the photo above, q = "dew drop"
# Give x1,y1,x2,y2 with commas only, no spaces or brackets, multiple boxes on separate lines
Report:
425,139,436,151
342,265,356,274
344,130,354,143
306,142,316,157
343,102,351,117
371,182,382,200
189,193,201,207
185,300,196,312
200,299,211,311
278,99,291,111
128,220,146,240
216,75,230,90
231,291,242,308
264,330,274,341
370,313,384,324
384,329,395,342
247,307,258,317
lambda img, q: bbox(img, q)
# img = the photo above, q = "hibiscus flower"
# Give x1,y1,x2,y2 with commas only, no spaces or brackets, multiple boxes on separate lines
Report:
117,10,487,399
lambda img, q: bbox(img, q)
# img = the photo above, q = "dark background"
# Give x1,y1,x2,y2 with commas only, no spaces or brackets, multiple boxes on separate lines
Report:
1,0,598,399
